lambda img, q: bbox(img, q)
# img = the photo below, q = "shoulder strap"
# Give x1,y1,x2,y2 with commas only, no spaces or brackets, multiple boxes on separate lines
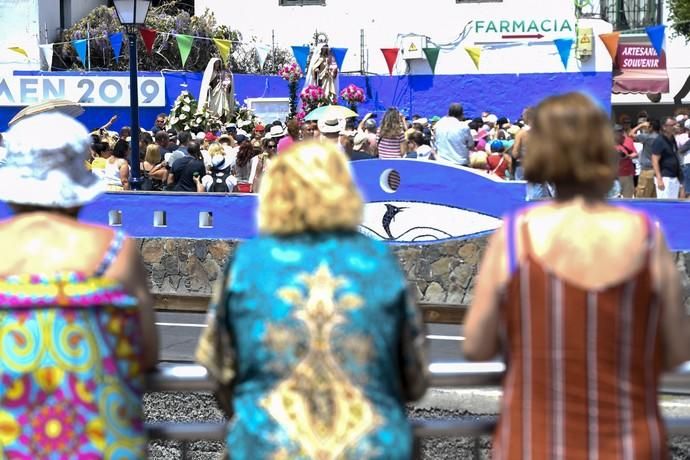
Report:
94,230,127,277
505,213,518,275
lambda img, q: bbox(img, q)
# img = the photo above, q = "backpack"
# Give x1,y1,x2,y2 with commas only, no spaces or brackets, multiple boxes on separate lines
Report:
210,165,233,193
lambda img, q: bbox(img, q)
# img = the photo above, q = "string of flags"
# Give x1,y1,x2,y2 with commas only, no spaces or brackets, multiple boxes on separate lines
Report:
4,19,682,74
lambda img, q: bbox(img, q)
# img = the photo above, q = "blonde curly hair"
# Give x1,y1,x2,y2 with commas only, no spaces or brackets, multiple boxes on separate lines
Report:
258,141,363,235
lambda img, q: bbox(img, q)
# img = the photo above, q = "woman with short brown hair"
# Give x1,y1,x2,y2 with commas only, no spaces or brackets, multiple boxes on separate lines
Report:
465,93,688,459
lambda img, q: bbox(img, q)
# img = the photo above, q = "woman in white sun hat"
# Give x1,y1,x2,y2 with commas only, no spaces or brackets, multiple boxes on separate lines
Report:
0,112,157,459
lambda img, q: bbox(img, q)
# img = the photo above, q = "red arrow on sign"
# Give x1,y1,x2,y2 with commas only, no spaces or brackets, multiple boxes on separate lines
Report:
502,34,545,39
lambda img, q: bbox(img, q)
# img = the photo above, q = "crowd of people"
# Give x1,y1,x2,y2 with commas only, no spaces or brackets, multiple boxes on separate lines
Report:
1,92,689,459
74,102,690,201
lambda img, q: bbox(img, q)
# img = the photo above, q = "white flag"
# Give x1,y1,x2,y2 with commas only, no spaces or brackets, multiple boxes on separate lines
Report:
39,44,54,70
256,44,270,69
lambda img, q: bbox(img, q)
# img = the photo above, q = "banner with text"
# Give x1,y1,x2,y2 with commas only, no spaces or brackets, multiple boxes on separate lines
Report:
0,74,166,107
613,43,669,94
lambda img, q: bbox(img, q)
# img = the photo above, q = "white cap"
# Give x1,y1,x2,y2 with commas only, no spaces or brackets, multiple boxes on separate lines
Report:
685,119,690,130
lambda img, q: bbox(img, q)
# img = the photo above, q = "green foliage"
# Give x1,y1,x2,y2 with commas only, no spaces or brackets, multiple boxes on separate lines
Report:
669,0,690,41
56,1,291,73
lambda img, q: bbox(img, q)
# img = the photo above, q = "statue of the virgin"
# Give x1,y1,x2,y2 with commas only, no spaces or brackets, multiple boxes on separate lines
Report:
198,58,235,122
303,34,338,104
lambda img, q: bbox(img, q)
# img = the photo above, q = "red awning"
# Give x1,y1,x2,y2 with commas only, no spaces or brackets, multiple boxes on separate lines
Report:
613,43,670,94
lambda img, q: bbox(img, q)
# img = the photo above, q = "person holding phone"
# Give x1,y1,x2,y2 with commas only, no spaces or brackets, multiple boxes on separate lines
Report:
167,140,206,192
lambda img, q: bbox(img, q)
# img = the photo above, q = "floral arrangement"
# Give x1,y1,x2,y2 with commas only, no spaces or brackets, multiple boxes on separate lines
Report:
300,84,332,114
279,62,303,83
235,105,262,132
279,62,303,119
168,90,221,133
340,84,365,104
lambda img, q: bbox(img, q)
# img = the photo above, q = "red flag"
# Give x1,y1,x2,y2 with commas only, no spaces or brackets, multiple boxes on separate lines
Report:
139,27,157,55
381,48,399,75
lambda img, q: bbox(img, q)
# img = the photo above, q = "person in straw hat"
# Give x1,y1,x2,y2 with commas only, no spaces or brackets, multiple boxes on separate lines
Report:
0,112,157,459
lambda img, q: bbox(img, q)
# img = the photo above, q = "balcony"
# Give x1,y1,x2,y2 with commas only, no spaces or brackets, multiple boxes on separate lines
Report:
578,0,663,32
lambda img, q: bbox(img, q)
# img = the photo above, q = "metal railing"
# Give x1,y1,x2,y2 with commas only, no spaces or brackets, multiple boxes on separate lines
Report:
145,362,690,456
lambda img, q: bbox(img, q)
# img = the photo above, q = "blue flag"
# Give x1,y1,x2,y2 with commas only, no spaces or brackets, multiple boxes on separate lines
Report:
331,47,348,69
73,39,88,66
291,46,310,73
109,32,123,62
554,38,574,70
645,24,666,57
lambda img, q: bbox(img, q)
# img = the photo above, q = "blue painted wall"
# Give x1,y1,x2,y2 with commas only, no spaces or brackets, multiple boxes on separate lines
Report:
2,70,612,131
1,160,689,251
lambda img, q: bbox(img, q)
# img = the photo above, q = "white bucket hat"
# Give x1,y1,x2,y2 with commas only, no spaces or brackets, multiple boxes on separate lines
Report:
0,112,104,208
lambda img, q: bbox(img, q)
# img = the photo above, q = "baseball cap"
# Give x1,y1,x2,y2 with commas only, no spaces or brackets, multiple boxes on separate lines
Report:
490,140,504,152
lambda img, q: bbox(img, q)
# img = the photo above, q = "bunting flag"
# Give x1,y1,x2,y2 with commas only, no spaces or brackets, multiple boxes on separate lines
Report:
291,45,310,73
139,27,157,55
8,46,28,59
598,31,621,61
380,48,399,75
73,39,88,65
554,38,574,70
176,34,194,67
645,24,666,57
423,47,441,73
213,38,231,66
256,44,270,69
39,44,54,70
331,47,348,69
464,46,481,70
109,32,123,62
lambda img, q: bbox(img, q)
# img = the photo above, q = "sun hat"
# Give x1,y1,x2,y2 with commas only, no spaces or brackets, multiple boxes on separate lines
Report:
0,112,104,208
353,132,369,151
8,99,84,127
318,118,345,134
507,125,521,136
414,117,429,127
267,124,287,139
485,114,498,125
195,132,206,141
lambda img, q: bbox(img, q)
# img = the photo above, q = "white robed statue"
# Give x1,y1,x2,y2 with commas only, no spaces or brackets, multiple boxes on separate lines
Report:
303,36,339,104
198,58,235,121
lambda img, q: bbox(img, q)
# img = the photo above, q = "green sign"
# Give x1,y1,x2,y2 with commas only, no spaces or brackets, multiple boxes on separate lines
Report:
474,18,575,35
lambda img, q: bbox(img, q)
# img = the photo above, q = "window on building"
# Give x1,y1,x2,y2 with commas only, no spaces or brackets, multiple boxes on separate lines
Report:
279,0,326,5
599,0,662,32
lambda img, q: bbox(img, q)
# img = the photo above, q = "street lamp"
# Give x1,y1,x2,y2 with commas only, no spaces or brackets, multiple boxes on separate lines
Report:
113,0,151,190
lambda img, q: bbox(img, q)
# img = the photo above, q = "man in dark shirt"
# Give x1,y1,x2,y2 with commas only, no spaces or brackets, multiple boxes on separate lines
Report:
151,113,167,134
168,141,206,192
652,117,681,199
632,119,660,198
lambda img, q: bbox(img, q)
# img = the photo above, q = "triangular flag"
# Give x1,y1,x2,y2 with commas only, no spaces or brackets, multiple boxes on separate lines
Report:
8,46,28,59
139,27,157,55
380,48,399,75
423,47,441,73
213,38,231,66
109,32,123,63
39,44,54,70
645,24,666,57
464,46,481,70
291,46,310,73
331,47,348,69
553,38,574,70
256,44,270,69
174,34,194,67
73,39,88,65
598,31,620,61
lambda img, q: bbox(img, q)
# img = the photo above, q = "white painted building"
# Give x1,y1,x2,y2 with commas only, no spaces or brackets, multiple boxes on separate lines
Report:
197,0,614,76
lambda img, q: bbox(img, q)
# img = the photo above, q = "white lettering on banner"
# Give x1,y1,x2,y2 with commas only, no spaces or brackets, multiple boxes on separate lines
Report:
623,59,660,68
474,18,574,35
620,47,657,57
0,75,166,107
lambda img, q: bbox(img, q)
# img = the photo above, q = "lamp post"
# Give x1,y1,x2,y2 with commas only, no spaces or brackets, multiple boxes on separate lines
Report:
113,0,151,191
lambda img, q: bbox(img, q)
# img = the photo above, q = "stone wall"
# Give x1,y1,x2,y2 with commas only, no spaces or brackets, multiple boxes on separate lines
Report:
137,238,690,310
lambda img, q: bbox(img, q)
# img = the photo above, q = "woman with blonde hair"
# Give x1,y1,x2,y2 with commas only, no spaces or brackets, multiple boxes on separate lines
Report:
196,142,428,459
140,143,167,191
377,108,408,159
464,93,689,459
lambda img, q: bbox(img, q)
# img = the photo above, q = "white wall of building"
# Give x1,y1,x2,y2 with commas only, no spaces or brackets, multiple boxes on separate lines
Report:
65,0,105,28
0,0,41,70
38,0,61,43
197,0,613,75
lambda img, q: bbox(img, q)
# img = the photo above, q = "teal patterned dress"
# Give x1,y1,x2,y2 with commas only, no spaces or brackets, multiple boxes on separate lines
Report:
198,231,428,460
0,230,147,459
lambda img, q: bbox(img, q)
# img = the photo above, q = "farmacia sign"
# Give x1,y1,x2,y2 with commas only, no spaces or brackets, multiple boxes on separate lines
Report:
474,18,575,35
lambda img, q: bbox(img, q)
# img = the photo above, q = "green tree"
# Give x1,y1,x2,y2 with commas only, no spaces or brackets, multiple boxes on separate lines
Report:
669,0,690,41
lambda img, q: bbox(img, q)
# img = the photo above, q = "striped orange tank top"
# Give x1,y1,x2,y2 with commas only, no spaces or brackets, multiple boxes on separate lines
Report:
494,211,667,460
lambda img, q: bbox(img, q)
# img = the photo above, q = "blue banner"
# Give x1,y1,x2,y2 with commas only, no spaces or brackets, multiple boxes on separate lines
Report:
331,47,348,69
291,45,310,74
73,39,88,66
645,24,666,57
554,38,574,70
109,33,123,63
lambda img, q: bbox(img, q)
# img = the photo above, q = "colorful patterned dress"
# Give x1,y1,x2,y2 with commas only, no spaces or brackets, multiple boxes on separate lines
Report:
197,231,428,460
0,230,147,459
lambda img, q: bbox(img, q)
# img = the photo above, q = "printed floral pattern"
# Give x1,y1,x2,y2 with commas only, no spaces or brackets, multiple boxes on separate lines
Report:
0,272,146,459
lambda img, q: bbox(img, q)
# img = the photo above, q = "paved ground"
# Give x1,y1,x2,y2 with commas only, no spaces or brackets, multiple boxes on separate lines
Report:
150,312,690,459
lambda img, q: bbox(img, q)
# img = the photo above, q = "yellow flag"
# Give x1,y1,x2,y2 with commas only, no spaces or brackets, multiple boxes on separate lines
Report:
213,38,232,66
8,46,28,59
465,46,481,70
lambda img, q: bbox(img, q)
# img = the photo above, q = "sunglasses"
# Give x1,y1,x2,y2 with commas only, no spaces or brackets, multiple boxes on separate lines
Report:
267,144,277,149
